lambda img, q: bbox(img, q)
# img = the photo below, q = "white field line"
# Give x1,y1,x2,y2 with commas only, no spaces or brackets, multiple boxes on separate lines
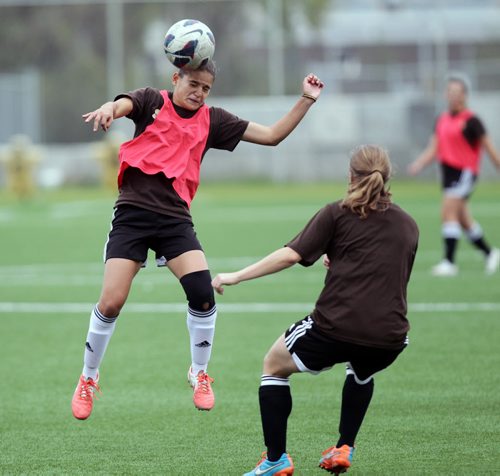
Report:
0,250,494,288
0,302,499,314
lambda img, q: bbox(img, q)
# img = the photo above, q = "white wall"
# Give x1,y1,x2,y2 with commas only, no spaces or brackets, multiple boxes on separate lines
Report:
2,91,499,187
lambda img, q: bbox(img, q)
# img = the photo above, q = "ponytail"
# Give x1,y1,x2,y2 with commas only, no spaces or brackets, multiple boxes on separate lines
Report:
342,145,392,219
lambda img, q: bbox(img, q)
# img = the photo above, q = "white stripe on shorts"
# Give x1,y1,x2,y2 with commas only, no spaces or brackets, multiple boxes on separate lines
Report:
345,362,374,385
102,208,117,263
284,316,313,350
445,168,474,198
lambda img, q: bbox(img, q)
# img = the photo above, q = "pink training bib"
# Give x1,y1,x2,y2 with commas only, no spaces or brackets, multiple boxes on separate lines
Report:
436,109,481,174
117,90,210,207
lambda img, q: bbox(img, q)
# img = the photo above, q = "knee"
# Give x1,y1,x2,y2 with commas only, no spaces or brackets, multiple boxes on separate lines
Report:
263,351,278,375
97,295,126,318
263,350,272,369
180,270,215,312
262,348,292,378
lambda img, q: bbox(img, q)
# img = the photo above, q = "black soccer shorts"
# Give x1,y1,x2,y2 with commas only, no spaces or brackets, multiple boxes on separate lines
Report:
284,315,406,382
104,204,203,266
440,163,477,199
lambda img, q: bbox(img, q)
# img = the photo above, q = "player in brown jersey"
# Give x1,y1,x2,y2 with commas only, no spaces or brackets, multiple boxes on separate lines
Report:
71,60,324,420
212,145,419,475
409,74,500,276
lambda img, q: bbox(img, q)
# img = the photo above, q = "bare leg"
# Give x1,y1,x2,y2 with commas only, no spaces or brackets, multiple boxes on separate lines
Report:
457,200,474,231
263,334,300,377
83,258,141,378
166,249,208,279
98,258,142,316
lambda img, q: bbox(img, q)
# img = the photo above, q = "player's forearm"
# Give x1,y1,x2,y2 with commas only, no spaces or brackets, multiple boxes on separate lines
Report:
410,137,437,173
416,148,435,167
111,98,133,119
242,96,315,146
235,247,301,283
266,72,323,145
267,96,316,145
482,135,500,169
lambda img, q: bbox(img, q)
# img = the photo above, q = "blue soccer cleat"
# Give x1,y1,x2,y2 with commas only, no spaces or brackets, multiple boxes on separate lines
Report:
244,452,294,475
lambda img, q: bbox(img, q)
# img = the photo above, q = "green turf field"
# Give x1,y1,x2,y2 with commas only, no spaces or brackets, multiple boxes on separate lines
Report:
1,181,499,475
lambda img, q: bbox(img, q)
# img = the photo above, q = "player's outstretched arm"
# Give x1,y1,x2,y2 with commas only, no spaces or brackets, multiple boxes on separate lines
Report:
241,73,324,146
407,134,438,175
482,134,500,171
211,247,302,295
82,97,133,132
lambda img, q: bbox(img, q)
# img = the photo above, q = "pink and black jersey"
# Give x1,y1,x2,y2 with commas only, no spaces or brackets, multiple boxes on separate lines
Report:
435,109,486,175
118,90,210,207
113,88,249,221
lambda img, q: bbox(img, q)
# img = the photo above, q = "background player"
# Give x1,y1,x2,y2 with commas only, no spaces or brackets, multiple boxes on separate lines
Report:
408,74,500,276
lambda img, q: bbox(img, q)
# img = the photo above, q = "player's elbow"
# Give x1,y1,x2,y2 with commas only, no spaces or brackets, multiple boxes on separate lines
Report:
268,135,284,147
283,247,302,266
258,135,282,147
261,128,284,146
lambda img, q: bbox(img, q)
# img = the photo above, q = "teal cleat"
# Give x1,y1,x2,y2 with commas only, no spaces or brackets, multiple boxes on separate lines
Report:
244,452,294,476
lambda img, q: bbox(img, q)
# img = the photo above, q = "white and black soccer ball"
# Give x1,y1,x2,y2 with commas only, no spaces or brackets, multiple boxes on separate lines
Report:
163,19,215,70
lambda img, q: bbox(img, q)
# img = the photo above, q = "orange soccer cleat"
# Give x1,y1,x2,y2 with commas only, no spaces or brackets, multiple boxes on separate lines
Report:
319,445,355,474
71,374,101,420
187,367,215,411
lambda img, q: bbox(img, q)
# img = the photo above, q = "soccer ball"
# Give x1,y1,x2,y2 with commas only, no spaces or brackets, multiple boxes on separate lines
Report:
163,19,215,70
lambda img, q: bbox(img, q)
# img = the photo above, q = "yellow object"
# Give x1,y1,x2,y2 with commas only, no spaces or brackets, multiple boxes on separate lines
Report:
94,132,124,190
1,135,39,199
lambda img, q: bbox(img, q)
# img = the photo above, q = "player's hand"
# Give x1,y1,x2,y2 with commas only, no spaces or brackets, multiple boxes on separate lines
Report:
407,161,421,176
211,273,240,295
82,103,114,132
302,73,324,100
322,255,330,269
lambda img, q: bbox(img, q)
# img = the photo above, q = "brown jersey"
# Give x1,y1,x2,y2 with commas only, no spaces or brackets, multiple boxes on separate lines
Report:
113,88,249,221
287,201,419,349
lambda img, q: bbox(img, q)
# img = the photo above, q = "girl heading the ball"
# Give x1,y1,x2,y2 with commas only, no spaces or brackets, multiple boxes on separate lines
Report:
71,56,324,421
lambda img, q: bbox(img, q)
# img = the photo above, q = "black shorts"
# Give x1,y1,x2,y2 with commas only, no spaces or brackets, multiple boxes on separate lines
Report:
284,316,406,382
440,163,477,199
104,205,203,266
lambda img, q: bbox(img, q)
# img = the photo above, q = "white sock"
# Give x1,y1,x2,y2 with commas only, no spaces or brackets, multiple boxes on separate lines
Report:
82,305,117,380
465,222,483,241
187,305,217,375
261,375,290,387
442,221,461,240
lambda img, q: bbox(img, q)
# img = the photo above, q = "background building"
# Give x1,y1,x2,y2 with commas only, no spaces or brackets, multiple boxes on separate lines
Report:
1,0,500,184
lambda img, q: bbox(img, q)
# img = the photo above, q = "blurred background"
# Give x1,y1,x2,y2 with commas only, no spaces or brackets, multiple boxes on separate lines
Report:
1,0,500,189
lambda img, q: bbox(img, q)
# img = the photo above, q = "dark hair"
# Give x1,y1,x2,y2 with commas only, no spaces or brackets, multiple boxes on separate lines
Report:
178,59,218,79
446,73,470,94
342,145,393,219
